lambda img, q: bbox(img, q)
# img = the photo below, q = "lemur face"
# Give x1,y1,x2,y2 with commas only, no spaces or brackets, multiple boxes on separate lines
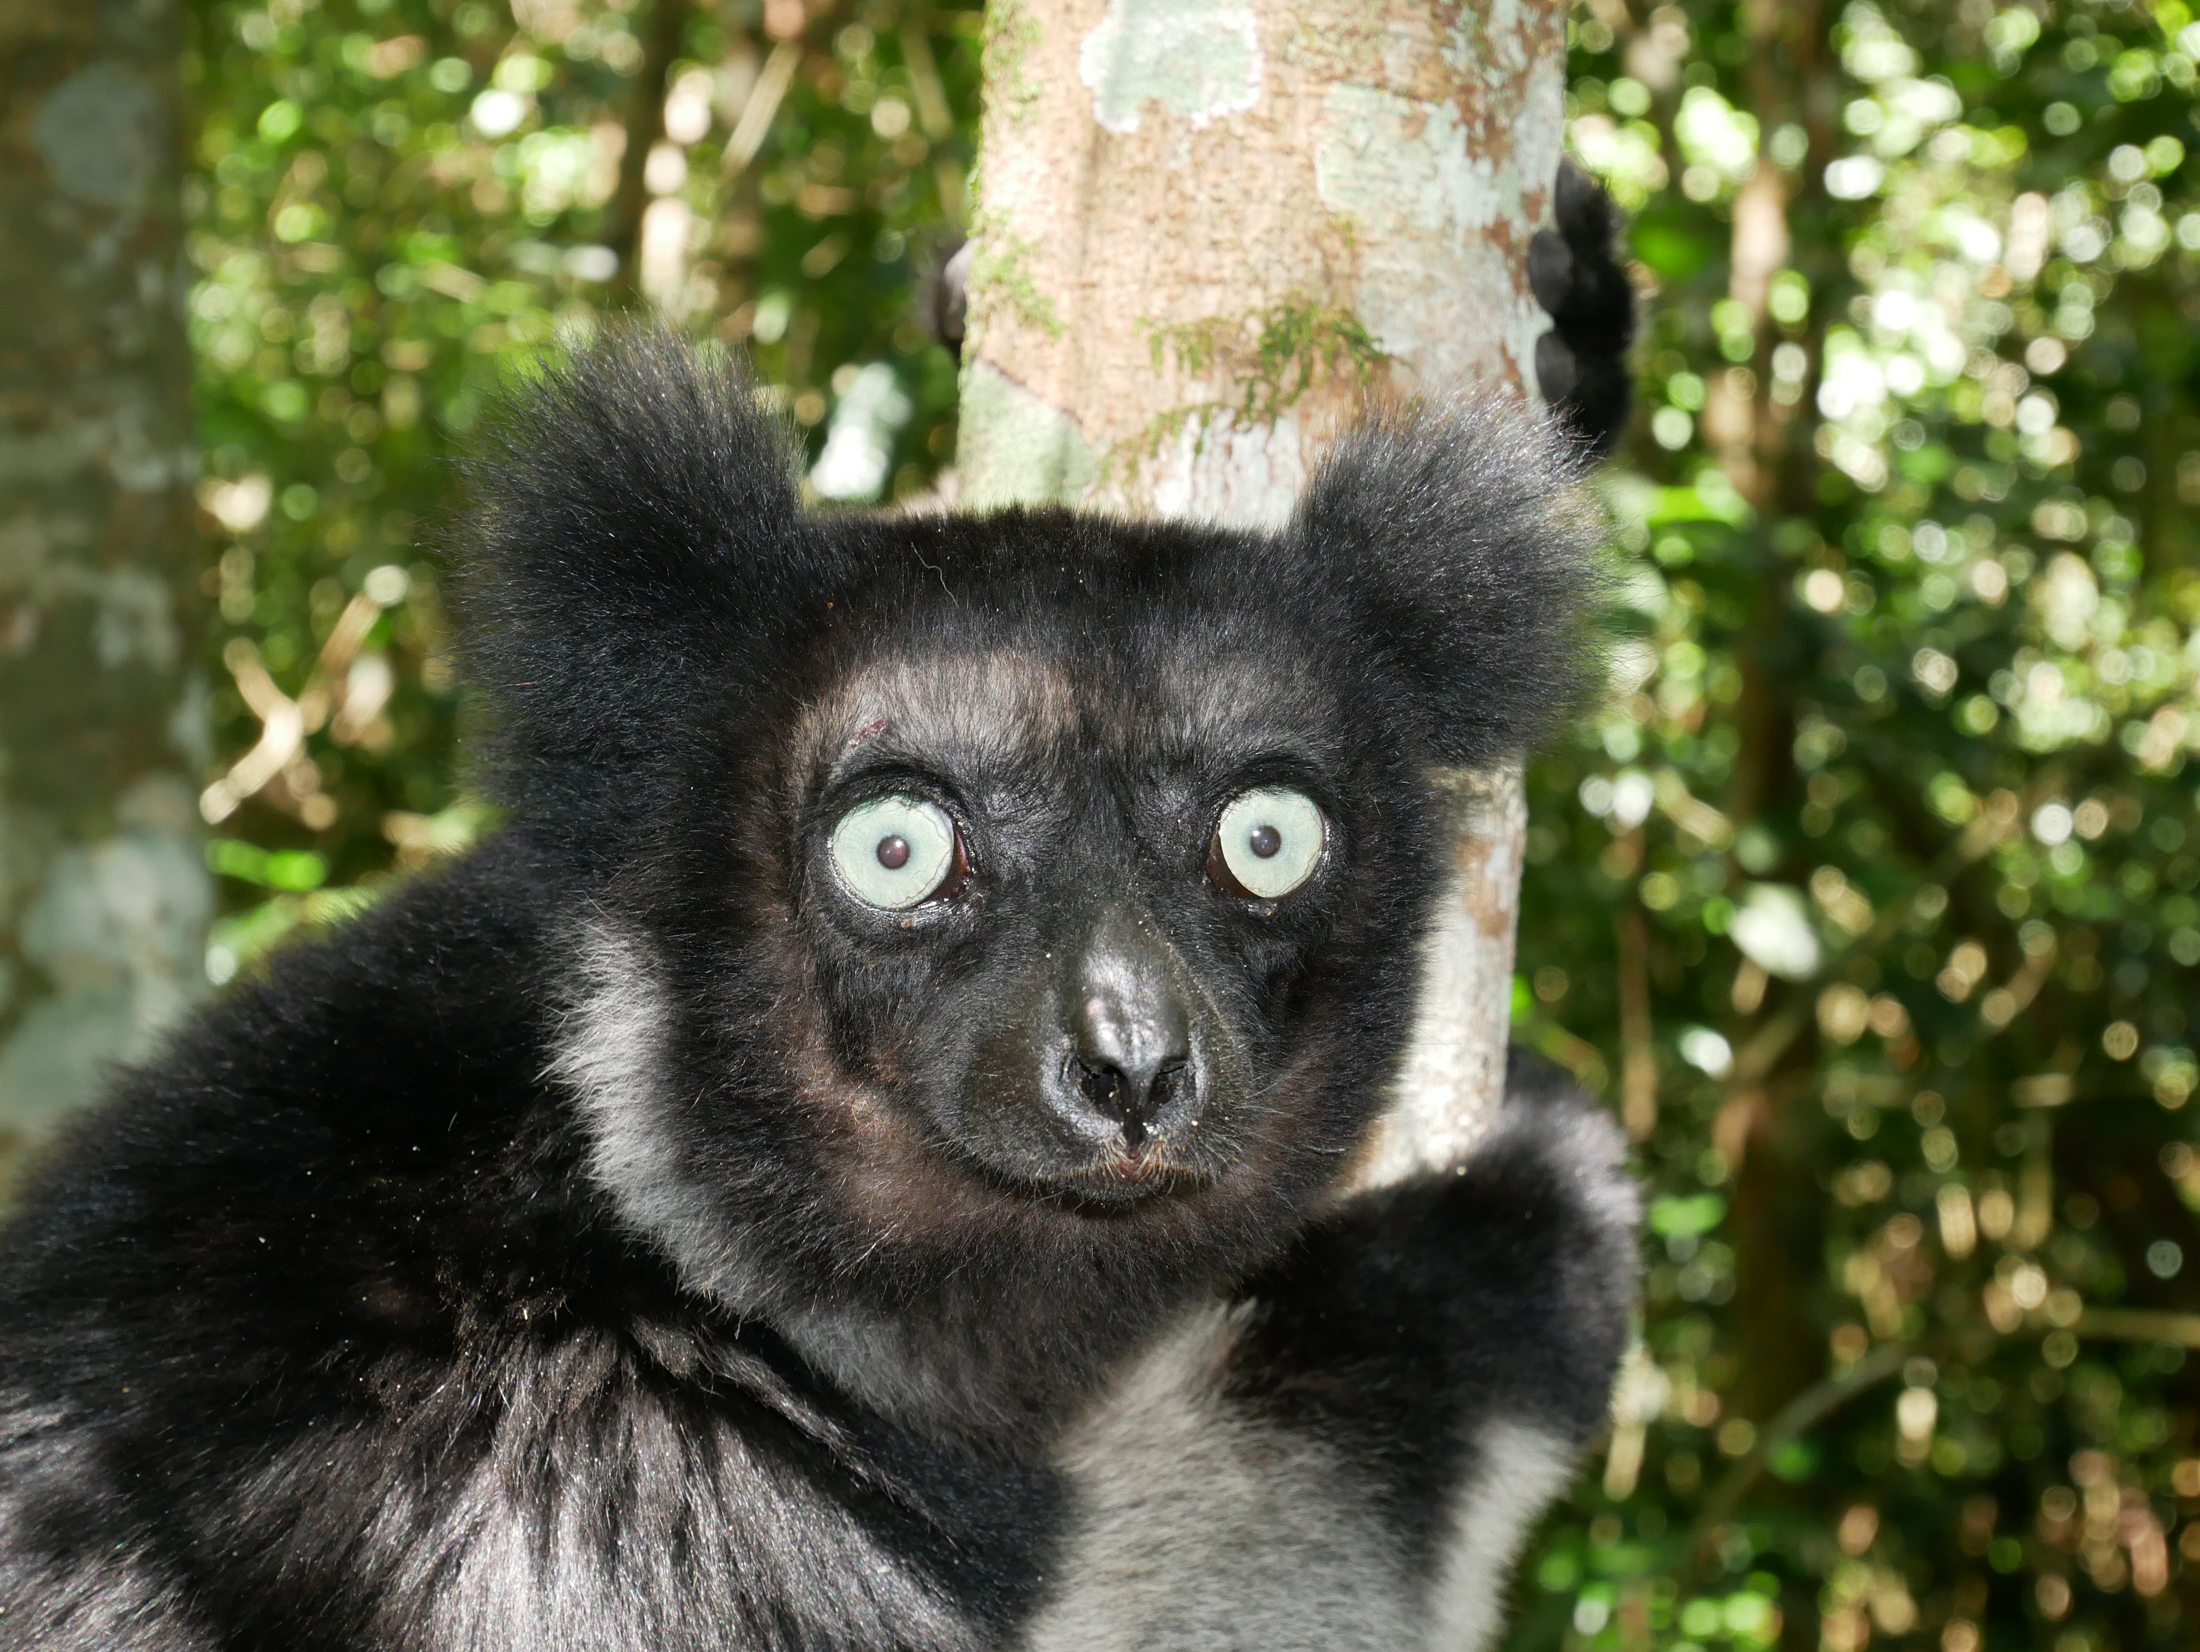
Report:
784,623,1384,1215
612,553,1440,1321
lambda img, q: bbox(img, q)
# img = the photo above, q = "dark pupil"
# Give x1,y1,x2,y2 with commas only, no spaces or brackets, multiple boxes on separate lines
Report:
1248,824,1282,859
875,834,911,870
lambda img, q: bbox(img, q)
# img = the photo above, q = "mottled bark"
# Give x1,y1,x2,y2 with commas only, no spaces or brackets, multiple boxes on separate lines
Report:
0,0,206,1141
959,0,1569,1177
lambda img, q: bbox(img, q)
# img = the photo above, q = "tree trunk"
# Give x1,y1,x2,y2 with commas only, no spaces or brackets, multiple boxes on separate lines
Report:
0,0,207,1148
1713,0,1841,1441
958,0,1569,1179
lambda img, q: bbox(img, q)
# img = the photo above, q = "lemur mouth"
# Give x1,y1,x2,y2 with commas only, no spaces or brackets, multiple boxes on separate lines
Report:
1039,1146,1213,1210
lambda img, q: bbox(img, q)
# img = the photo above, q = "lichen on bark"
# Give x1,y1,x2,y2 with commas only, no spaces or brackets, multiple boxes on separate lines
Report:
1142,299,1389,427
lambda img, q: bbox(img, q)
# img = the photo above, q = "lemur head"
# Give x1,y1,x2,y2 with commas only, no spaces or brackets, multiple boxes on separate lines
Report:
461,332,1598,1437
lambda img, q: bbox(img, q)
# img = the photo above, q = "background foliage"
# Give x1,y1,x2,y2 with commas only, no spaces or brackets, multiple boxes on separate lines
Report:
183,0,977,973
183,0,2200,1647
1517,0,2200,1647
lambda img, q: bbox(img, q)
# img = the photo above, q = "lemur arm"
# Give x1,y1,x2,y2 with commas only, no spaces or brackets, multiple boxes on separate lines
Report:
1020,1057,1640,1652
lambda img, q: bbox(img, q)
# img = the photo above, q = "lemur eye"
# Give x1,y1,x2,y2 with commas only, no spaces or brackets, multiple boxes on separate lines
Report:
1208,788,1326,901
831,796,960,909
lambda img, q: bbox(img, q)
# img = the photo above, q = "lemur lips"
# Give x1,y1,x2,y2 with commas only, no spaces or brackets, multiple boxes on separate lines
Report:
1043,1145,1212,1209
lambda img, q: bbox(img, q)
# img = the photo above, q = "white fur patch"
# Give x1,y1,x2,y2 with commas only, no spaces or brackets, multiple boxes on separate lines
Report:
1423,1419,1577,1652
1020,1303,1420,1652
400,1385,975,1652
1019,1311,1581,1652
546,917,771,1311
169,1348,978,1652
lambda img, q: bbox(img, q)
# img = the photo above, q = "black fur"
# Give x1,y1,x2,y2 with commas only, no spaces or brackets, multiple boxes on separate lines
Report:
0,336,1634,1650
1531,161,1637,458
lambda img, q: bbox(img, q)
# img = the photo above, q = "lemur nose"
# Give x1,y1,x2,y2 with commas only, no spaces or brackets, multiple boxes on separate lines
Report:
1067,915,1194,1149
1073,995,1191,1147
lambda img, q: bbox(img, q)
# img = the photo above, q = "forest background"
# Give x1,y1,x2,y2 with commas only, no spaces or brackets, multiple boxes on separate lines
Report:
11,0,2200,1647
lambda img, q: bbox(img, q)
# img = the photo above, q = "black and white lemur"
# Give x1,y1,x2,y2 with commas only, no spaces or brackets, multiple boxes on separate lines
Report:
0,179,1640,1652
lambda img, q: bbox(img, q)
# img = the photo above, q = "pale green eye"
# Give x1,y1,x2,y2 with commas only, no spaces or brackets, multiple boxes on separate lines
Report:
1213,787,1326,900
831,795,958,910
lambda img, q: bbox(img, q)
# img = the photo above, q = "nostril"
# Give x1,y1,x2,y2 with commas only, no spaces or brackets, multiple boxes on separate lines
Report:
1077,1061,1123,1111
1149,1060,1191,1113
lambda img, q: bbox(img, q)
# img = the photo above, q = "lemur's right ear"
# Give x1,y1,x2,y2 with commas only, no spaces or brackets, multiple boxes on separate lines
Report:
456,328,811,831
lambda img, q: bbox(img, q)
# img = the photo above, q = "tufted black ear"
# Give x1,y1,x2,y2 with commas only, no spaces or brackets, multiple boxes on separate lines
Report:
1287,401,1605,771
454,329,808,838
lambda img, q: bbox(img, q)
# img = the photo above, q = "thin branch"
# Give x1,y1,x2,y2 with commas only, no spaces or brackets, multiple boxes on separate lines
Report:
1680,1342,1908,1581
2077,1307,2200,1347
1674,1306,2196,1589
1618,908,1658,1139
722,39,801,177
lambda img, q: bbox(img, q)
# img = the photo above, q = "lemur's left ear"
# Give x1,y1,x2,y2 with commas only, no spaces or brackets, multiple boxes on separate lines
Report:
1286,402,1606,771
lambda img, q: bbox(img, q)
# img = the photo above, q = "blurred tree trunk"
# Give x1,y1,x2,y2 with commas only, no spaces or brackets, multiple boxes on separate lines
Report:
0,0,207,1153
607,0,691,303
958,0,1571,1179
1713,0,1841,1442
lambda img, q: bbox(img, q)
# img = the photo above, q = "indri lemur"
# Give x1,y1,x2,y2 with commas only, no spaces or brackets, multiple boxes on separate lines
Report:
0,332,1637,1650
